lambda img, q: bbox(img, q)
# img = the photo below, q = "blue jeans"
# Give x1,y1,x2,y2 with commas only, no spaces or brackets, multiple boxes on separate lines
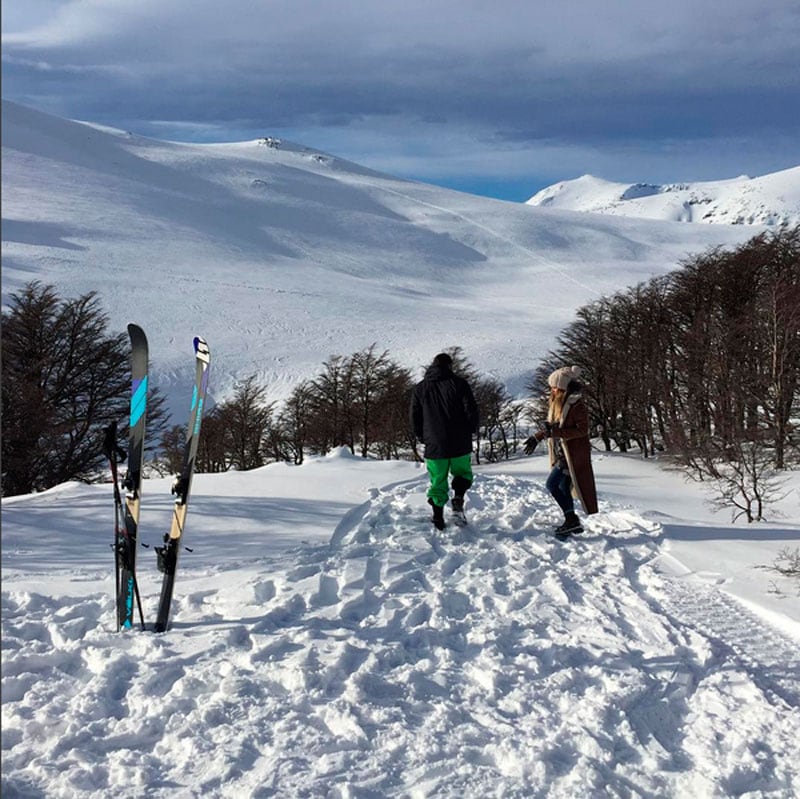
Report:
546,466,574,514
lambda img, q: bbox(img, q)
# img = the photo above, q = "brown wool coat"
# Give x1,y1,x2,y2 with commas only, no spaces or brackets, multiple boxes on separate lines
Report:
545,393,598,515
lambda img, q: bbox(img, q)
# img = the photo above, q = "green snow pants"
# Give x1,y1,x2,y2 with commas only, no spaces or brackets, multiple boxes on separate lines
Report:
425,454,473,508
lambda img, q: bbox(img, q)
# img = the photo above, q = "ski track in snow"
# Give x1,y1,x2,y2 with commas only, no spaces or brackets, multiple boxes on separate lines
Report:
3,473,799,798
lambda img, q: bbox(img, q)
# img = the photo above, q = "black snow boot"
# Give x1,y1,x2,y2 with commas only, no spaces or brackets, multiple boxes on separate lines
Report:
450,494,468,526
555,512,582,538
428,498,445,531
451,475,472,498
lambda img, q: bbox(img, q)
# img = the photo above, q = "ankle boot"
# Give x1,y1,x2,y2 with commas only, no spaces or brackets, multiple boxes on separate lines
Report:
452,476,472,498
428,498,445,530
555,512,582,534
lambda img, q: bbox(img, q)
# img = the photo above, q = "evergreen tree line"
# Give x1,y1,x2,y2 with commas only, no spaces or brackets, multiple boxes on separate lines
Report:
531,226,800,521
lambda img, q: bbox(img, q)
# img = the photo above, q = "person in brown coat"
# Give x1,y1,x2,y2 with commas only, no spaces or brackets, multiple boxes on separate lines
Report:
525,365,598,538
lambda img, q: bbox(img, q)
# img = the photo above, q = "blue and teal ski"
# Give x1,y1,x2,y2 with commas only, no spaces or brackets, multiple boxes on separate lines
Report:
103,323,148,631
154,336,210,633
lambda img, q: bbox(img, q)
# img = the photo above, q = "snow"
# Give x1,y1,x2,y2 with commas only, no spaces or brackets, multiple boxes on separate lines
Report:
2,454,799,798
526,169,800,227
2,100,800,797
1,99,768,418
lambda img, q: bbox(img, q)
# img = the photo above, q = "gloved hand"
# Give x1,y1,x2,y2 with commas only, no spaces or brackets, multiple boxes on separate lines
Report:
523,436,538,455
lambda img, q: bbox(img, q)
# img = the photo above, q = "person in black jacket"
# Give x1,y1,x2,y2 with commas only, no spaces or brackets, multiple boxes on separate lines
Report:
410,353,479,529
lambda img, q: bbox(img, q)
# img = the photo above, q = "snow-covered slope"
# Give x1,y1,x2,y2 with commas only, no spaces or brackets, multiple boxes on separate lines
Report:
526,168,800,226
2,100,762,418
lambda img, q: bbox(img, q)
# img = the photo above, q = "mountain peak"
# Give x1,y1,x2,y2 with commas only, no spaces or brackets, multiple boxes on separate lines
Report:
526,167,800,226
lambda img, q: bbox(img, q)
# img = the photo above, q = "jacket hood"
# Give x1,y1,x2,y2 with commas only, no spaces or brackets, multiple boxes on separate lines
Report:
424,364,454,381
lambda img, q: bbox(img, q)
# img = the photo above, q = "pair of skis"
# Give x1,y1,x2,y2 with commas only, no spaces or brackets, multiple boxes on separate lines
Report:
102,324,210,633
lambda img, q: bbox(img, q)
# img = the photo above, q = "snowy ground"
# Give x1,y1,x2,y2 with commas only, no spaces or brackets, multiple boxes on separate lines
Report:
2,451,799,798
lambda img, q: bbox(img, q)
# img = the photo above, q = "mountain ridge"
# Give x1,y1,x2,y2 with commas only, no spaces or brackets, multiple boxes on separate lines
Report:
526,168,800,226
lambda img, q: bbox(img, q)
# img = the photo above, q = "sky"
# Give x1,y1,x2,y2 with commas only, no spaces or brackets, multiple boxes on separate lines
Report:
3,0,800,202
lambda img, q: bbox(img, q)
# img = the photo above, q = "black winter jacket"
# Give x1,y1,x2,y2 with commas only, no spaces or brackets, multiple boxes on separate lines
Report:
410,364,479,459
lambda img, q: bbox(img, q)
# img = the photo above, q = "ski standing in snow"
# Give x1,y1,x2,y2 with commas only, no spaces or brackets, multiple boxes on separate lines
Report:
410,352,479,530
524,365,598,540
101,324,148,631
154,336,211,632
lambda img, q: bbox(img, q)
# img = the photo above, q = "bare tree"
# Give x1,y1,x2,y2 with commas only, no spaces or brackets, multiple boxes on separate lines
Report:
684,433,788,523
306,355,353,454
277,380,315,465
757,227,800,468
367,362,415,460
537,226,799,520
350,344,392,458
194,412,229,474
475,377,512,462
216,374,275,470
159,424,186,476
2,282,129,495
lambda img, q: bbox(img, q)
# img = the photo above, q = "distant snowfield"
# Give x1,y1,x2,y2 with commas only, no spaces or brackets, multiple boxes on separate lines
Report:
2,452,799,798
0,100,773,418
526,169,800,226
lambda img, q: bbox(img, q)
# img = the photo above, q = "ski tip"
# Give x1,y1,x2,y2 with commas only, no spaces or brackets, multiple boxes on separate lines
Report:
193,336,210,363
127,324,148,349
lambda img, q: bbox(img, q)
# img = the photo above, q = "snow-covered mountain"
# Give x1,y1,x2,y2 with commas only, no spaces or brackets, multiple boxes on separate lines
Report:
526,168,800,226
0,100,766,418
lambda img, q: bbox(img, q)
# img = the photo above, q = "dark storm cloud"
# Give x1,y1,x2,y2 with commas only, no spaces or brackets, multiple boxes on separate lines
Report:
3,0,799,197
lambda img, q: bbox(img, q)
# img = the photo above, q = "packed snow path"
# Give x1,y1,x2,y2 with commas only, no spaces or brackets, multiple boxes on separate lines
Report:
3,472,799,798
